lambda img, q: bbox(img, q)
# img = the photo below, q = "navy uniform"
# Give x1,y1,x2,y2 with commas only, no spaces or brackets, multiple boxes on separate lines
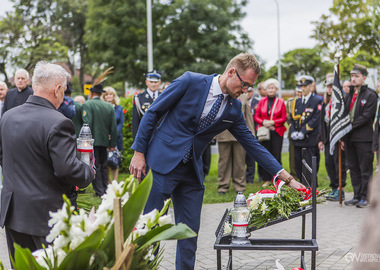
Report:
132,71,161,139
289,75,322,185
57,83,76,119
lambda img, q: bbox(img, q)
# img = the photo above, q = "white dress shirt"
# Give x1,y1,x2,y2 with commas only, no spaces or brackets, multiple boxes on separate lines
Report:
200,75,228,122
147,89,158,100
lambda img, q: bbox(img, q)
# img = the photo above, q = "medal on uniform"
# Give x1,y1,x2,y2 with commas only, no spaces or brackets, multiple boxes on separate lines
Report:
301,112,305,121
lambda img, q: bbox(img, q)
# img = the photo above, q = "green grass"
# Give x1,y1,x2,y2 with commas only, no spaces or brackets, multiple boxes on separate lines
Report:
78,152,370,209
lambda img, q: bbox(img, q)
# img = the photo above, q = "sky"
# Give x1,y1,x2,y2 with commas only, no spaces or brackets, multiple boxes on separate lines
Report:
0,0,333,68
241,0,333,67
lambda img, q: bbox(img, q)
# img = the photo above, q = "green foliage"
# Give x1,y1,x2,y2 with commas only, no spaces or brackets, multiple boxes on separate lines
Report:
312,0,380,58
340,50,380,80
119,96,134,172
260,47,334,88
86,0,251,86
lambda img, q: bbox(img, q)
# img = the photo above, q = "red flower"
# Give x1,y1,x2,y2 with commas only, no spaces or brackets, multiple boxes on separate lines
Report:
123,109,127,114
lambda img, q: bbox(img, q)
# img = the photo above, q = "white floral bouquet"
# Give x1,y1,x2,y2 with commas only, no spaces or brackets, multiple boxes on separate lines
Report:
3,174,196,270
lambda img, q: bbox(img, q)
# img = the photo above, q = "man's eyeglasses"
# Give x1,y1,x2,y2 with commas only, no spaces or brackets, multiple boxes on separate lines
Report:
236,71,253,90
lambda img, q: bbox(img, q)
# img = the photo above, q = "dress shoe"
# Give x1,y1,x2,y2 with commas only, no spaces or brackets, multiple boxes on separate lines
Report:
344,198,359,206
356,200,369,208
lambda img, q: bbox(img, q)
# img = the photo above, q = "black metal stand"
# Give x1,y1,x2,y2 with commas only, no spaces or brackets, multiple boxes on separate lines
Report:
214,151,318,270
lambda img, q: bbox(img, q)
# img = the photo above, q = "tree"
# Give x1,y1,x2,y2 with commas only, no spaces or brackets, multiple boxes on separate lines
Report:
260,47,334,88
312,0,380,59
85,0,251,87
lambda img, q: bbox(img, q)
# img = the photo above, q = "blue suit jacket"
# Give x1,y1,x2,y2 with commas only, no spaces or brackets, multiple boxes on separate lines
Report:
132,72,282,183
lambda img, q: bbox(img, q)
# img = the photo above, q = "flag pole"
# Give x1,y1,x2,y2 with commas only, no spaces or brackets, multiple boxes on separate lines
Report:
336,57,343,206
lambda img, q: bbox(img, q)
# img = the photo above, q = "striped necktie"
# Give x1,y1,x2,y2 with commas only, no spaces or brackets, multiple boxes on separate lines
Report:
183,94,224,163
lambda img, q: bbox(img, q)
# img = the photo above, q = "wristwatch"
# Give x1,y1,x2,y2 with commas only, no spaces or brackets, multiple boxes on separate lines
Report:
284,176,294,185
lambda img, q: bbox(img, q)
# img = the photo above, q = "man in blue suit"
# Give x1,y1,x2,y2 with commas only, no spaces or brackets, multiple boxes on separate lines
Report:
130,53,304,269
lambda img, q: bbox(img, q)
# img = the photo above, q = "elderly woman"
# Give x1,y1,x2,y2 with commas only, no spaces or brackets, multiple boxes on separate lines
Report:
254,78,287,186
101,86,124,181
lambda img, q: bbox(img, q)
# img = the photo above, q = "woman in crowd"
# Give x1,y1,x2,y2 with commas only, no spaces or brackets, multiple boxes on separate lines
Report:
101,86,124,181
254,78,287,186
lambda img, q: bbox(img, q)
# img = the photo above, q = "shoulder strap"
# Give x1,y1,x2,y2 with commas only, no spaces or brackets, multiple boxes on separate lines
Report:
270,97,279,120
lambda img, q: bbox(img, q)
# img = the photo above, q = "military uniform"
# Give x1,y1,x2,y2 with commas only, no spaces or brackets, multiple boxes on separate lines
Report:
132,71,161,139
83,83,117,196
289,76,322,185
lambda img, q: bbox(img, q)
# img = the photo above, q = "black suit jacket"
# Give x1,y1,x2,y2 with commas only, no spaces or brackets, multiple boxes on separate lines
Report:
344,85,377,143
0,95,94,236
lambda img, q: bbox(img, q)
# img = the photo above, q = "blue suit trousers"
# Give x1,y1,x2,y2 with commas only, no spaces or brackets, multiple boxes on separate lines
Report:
144,161,205,270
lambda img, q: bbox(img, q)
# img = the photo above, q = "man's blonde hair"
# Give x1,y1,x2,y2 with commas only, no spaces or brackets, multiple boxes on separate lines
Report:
225,53,261,75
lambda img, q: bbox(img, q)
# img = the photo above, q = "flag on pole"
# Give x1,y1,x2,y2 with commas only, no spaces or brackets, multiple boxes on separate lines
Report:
329,65,352,155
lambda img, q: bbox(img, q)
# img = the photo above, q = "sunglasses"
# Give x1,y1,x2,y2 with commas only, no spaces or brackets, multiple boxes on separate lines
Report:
236,71,253,90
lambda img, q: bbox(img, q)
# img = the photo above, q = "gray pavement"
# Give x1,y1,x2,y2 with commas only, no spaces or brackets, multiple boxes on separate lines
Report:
0,193,368,269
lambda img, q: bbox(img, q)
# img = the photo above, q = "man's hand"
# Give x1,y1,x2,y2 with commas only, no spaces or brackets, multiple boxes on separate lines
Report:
288,178,305,189
278,170,306,189
129,151,146,182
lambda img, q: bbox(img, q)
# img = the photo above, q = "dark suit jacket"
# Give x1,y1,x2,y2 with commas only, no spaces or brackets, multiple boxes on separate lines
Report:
131,72,282,184
344,85,377,143
0,95,94,237
2,86,33,115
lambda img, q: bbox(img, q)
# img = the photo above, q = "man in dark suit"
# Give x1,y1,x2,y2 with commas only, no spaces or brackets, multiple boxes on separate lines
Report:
130,53,304,269
57,83,76,119
289,75,322,185
2,68,33,115
82,83,117,197
343,64,377,208
0,62,95,259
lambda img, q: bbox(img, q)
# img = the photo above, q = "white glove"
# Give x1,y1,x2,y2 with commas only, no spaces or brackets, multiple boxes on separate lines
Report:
291,132,299,140
298,132,305,140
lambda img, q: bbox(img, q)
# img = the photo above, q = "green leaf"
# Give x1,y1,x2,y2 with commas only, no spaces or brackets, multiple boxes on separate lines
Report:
137,223,197,250
58,228,105,270
12,244,45,270
99,172,153,261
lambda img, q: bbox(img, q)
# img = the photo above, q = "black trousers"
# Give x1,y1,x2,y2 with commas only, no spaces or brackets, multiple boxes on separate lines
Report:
5,227,48,263
258,131,283,181
346,141,374,200
93,146,108,196
324,142,346,189
294,146,319,187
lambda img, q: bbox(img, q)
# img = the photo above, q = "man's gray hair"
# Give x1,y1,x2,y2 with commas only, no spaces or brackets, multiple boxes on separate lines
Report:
15,68,29,79
32,61,71,88
0,81,8,89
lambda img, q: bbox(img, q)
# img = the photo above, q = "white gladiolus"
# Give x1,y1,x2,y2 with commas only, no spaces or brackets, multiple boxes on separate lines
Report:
261,202,268,214
33,179,175,269
248,195,261,211
158,214,172,226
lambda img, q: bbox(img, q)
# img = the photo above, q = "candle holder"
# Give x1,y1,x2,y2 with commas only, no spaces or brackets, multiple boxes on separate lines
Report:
77,124,94,167
230,192,250,245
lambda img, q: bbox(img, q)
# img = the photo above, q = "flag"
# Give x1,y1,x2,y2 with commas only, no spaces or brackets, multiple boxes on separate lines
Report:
329,65,352,155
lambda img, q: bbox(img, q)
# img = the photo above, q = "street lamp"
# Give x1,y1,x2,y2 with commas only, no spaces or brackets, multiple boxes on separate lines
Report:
273,0,282,98
147,0,153,72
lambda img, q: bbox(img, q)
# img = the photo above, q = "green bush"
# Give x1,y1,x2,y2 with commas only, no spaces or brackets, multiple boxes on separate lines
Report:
119,96,134,172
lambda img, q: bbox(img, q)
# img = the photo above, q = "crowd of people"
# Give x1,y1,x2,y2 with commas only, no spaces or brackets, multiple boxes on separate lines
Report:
215,63,379,210
0,56,379,269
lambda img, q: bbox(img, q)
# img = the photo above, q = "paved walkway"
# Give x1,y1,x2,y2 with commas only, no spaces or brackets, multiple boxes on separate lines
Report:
0,193,368,269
